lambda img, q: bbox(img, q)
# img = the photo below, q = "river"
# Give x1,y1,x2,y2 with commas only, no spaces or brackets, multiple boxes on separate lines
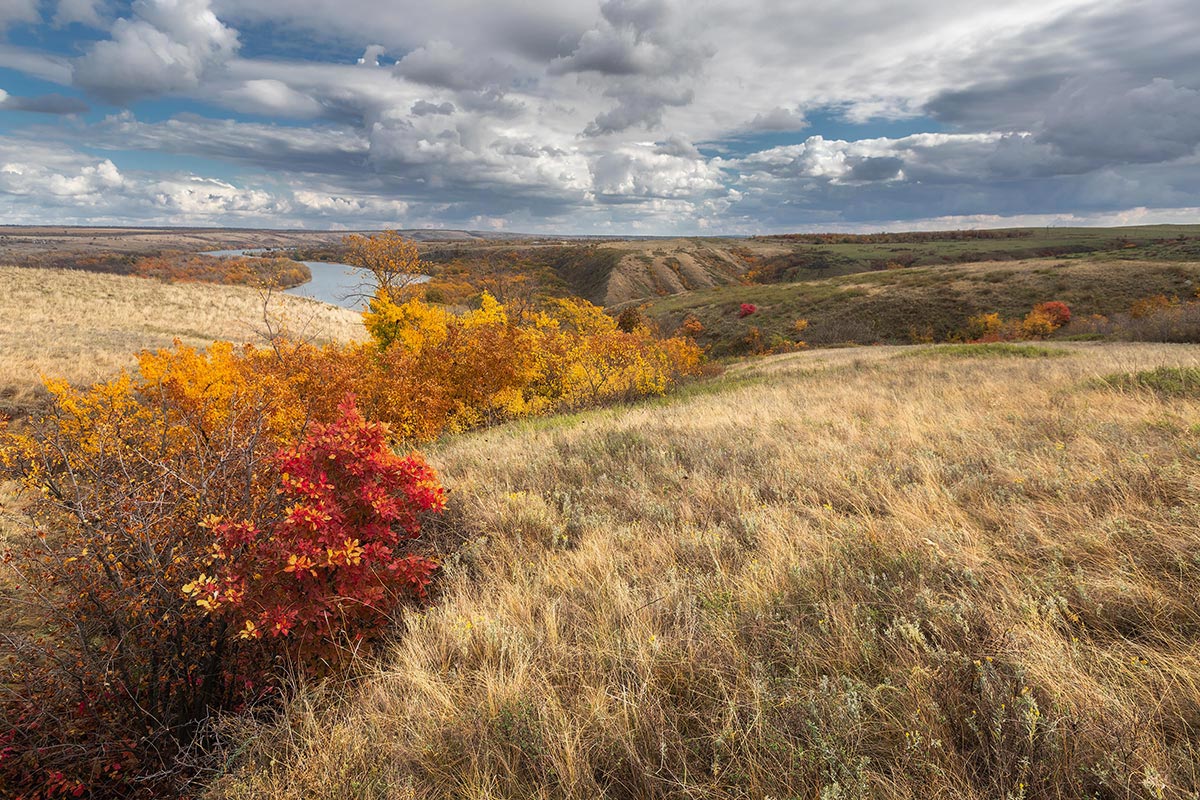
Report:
202,249,429,310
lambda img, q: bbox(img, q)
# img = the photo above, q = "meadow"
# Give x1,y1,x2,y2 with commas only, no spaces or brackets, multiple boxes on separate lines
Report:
0,265,363,416
4,231,1200,799
211,341,1200,798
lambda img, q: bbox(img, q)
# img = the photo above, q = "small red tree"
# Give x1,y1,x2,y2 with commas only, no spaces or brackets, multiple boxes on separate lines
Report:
738,303,758,318
188,395,444,657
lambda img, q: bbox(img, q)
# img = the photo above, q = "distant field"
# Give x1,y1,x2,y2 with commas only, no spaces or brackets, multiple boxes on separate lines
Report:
641,257,1200,354
6,224,1200,309
420,224,1200,307
217,341,1200,798
0,265,364,416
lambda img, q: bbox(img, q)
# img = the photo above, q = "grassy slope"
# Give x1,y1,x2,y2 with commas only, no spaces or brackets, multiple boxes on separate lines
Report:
0,265,364,415
643,258,1200,354
217,342,1200,799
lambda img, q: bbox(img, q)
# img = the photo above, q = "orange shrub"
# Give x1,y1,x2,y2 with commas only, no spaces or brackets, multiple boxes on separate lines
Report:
1130,294,1175,319
1032,301,1071,327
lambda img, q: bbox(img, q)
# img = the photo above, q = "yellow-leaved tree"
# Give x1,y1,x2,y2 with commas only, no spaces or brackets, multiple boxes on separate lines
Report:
344,229,426,303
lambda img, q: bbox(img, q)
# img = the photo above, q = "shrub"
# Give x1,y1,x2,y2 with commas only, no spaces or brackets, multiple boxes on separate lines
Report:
1130,294,1175,319
962,312,1005,342
0,381,444,796
1032,301,1071,327
615,306,644,333
1020,308,1059,339
677,315,705,338
738,303,757,318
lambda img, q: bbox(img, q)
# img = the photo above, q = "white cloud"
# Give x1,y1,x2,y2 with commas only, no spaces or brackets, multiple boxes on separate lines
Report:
0,0,1198,232
0,0,38,28
53,0,107,27
220,79,324,117
74,0,239,102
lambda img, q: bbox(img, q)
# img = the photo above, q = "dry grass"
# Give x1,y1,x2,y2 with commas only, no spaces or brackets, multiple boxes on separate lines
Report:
0,265,364,415
212,341,1200,799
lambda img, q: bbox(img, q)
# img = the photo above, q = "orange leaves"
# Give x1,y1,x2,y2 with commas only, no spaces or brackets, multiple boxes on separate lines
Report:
961,301,1072,342
358,289,701,437
132,251,310,288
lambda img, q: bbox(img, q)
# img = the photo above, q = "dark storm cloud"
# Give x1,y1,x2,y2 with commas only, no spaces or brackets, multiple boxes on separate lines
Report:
847,156,904,182
0,92,89,113
410,99,455,116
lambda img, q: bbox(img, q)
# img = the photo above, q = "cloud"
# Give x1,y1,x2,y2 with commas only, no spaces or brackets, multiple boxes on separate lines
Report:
2,0,1200,233
410,99,455,116
749,107,808,132
88,112,370,174
394,39,514,92
0,91,90,114
219,79,324,117
53,0,107,27
0,0,38,28
1040,77,1200,165
356,44,385,67
74,0,240,103
590,142,725,201
583,84,693,136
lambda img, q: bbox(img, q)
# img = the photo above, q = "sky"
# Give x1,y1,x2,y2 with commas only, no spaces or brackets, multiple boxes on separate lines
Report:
0,0,1197,234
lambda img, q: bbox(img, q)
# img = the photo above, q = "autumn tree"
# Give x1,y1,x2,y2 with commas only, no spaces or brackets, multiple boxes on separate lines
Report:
344,230,426,303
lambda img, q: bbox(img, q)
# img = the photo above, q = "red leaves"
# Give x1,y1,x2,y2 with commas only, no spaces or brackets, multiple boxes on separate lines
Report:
200,395,445,656
738,303,758,318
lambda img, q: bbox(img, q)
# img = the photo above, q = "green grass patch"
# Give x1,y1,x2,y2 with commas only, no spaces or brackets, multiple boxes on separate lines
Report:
907,343,1069,359
1099,366,1200,397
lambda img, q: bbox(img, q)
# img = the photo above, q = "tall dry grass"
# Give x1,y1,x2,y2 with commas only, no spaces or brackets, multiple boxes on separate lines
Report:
212,342,1200,799
0,265,364,415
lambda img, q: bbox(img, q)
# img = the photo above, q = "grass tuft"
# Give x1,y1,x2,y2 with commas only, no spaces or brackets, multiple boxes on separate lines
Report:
907,342,1069,359
1100,365,1200,397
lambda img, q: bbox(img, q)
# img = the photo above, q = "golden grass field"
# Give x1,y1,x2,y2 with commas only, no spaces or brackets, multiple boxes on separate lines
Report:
0,265,364,415
211,341,1200,799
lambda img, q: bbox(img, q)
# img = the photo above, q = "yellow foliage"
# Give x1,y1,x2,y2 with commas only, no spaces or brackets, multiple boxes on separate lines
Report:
343,230,425,303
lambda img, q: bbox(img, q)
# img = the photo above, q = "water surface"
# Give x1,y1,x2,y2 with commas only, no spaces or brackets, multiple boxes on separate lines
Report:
203,249,428,310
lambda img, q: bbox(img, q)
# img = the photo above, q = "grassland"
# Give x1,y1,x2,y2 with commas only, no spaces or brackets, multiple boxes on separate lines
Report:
0,265,364,416
214,341,1200,799
642,257,1200,354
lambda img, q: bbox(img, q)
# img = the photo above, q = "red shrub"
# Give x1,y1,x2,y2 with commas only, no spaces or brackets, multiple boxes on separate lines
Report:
191,396,445,656
1,388,444,796
738,303,758,318
1033,301,1071,327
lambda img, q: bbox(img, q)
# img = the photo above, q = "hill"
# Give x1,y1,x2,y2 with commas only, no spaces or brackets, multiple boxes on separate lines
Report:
214,341,1200,798
640,257,1200,355
420,225,1200,307
0,265,364,416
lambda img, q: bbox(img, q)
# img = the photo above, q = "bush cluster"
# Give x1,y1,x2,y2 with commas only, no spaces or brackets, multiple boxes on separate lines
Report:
0,251,702,796
960,301,1072,343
